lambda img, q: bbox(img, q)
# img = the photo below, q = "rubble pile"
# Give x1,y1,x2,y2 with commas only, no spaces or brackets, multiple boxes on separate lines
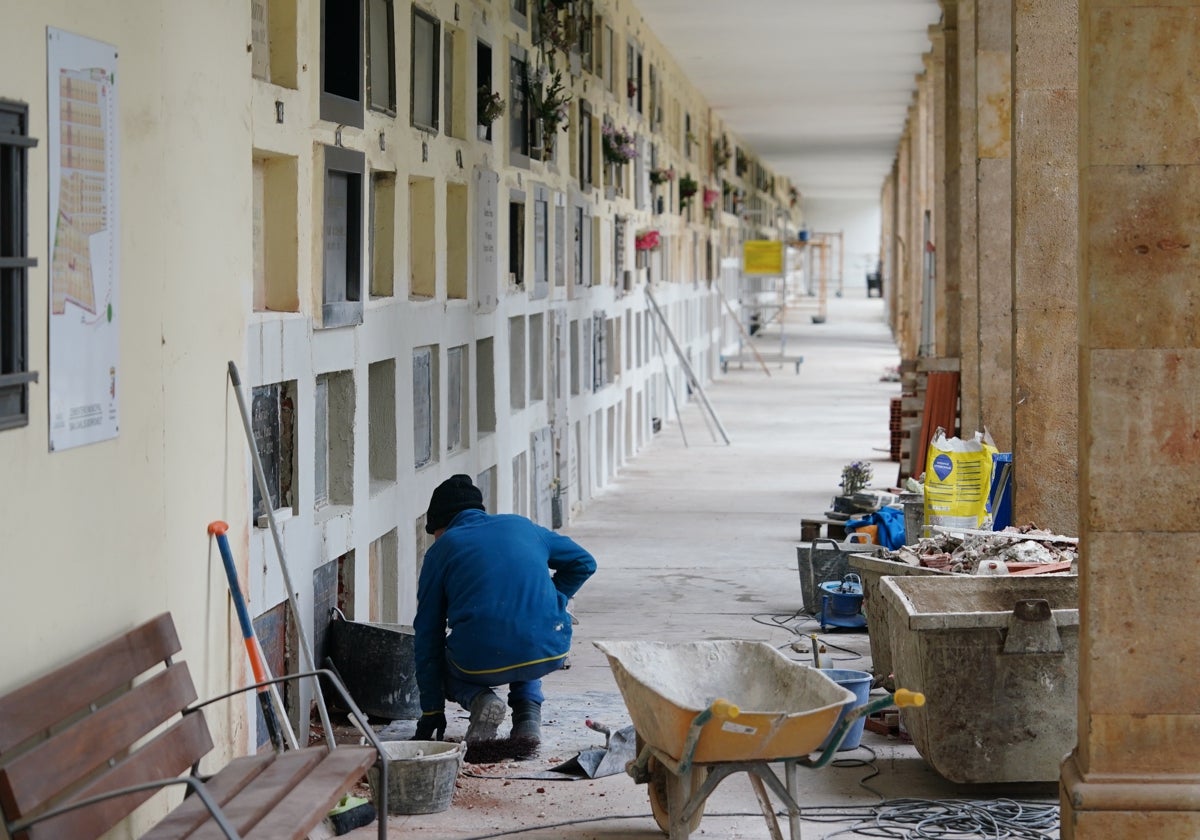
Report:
889,525,1078,575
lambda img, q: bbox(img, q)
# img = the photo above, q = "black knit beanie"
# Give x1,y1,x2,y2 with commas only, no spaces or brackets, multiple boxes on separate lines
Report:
425,474,485,534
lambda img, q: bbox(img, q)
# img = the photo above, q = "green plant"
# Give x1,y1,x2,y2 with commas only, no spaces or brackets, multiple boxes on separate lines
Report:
678,174,698,209
649,167,674,186
477,86,506,124
840,460,873,495
528,66,572,138
534,0,574,55
735,147,749,177
713,134,732,169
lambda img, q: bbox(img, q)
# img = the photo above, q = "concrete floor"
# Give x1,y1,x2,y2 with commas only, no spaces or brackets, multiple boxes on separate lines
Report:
347,292,1061,839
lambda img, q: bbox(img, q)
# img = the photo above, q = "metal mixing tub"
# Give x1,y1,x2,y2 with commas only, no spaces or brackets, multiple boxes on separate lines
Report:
880,574,1078,783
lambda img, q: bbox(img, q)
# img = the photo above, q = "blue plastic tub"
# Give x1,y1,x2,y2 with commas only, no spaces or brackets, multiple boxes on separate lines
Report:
817,669,872,751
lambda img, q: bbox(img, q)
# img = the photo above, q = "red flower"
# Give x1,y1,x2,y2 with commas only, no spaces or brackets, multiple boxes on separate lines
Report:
635,230,661,251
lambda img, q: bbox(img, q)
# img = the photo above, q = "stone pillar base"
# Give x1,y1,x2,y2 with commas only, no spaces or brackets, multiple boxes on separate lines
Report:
1061,752,1200,838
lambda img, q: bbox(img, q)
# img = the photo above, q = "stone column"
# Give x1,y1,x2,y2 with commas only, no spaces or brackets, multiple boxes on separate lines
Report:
933,4,962,360
974,0,1013,448
1062,3,1200,836
956,0,982,432
896,118,918,359
1011,0,1078,534
912,63,934,359
881,166,898,324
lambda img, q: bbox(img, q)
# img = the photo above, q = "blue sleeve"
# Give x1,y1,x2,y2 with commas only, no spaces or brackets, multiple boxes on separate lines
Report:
539,529,597,600
413,546,448,712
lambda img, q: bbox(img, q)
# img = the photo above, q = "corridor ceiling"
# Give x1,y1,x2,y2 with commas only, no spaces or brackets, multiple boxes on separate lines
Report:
635,0,944,200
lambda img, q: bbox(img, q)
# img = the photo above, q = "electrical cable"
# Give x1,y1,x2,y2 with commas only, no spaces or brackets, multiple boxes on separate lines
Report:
453,813,657,839
753,607,811,633
811,798,1060,839
451,743,1058,840
829,743,887,801
450,799,1058,840
754,610,870,668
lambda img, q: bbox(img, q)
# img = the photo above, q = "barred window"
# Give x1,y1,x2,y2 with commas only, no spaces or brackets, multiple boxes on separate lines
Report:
0,100,38,430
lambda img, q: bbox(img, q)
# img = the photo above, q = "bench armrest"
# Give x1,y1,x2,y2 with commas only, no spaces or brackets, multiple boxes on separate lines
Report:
8,777,242,840
189,668,386,756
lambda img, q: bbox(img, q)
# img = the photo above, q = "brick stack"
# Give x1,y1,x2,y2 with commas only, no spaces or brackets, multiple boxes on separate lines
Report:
889,396,903,461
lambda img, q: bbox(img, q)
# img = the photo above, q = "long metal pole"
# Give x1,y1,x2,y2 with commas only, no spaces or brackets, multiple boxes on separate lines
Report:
227,361,334,744
645,287,730,445
716,284,771,376
650,304,688,448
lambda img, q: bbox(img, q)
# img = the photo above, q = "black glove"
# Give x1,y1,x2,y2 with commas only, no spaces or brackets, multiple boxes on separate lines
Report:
413,712,447,741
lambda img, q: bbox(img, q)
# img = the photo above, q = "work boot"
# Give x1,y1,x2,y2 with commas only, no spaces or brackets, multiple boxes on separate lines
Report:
465,690,506,743
509,699,542,743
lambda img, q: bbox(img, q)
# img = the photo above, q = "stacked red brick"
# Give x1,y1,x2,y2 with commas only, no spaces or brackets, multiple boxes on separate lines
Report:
889,396,903,461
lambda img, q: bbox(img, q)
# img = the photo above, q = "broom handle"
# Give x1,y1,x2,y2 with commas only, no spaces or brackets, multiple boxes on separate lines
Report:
208,521,299,750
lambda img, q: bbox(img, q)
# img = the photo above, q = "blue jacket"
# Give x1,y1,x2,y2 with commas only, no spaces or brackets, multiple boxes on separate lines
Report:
414,508,597,712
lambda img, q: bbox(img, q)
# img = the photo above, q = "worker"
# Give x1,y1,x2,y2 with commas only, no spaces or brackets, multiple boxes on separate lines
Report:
412,474,597,749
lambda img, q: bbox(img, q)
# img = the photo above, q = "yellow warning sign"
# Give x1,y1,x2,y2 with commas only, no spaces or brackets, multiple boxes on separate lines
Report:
742,240,784,276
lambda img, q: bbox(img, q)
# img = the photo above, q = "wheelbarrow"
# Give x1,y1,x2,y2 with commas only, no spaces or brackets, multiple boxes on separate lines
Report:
594,639,924,840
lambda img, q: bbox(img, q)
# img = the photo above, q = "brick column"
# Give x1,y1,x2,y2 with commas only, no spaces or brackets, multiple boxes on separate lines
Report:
974,0,1012,448
1062,2,1200,835
1011,0,1079,533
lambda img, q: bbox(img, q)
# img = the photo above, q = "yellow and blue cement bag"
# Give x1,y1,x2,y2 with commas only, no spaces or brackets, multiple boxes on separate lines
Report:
923,429,997,529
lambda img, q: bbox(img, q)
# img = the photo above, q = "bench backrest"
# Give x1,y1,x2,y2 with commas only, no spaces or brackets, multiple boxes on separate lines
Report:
0,613,214,839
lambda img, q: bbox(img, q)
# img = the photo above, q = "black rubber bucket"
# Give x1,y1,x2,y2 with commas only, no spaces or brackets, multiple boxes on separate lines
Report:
326,611,421,720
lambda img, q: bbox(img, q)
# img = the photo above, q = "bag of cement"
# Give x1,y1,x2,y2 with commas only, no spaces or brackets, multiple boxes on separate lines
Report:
923,428,996,530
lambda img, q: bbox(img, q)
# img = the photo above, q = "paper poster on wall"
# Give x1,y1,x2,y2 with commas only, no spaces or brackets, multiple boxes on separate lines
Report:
742,239,784,277
47,27,120,451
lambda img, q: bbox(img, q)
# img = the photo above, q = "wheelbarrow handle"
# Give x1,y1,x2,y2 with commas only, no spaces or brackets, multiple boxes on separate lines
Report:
799,689,926,769
709,698,740,720
675,698,740,776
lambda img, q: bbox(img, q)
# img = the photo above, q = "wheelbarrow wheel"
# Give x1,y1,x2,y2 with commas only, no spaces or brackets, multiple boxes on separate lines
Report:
637,732,708,835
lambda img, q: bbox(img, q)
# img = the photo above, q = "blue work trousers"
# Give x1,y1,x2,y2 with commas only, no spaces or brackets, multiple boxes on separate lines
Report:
444,658,563,709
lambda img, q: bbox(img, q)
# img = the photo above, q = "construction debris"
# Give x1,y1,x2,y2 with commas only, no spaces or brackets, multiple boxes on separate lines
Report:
888,524,1077,575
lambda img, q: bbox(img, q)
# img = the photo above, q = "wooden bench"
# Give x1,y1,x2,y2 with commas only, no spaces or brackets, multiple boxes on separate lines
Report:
799,516,848,543
0,613,389,839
